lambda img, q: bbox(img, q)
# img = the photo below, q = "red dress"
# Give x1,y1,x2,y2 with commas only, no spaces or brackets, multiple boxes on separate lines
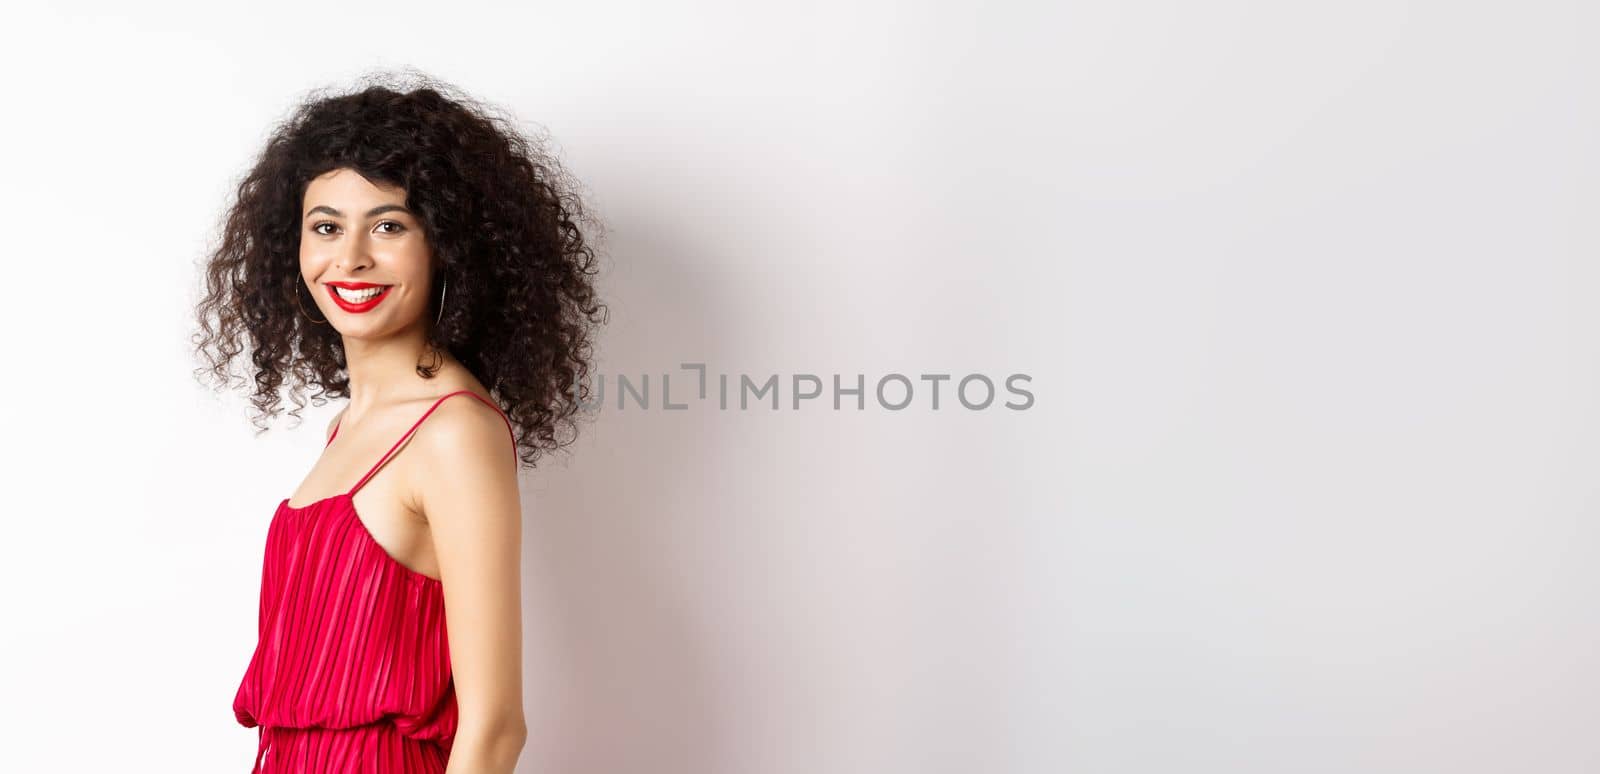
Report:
233,390,517,773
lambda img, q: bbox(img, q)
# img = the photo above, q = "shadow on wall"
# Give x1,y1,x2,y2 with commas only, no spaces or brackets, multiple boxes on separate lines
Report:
517,202,737,774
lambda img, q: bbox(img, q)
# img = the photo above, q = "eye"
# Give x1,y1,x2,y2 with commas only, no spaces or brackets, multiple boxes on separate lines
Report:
310,221,338,236
375,220,406,234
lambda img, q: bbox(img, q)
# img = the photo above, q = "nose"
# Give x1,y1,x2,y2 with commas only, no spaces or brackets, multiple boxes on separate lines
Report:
335,229,375,272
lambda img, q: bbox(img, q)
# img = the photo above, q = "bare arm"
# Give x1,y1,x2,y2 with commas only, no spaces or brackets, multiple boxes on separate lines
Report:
414,399,527,773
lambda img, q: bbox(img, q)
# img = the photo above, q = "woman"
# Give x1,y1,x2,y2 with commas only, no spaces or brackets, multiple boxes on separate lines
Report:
193,74,606,773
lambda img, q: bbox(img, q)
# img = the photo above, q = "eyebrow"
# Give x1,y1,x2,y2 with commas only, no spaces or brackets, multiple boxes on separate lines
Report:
304,204,412,220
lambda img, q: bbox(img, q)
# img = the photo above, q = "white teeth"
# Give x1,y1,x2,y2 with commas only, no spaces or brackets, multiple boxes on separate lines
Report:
333,286,386,302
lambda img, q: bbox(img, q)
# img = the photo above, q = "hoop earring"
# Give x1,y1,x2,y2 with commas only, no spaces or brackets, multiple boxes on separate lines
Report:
296,282,328,325
436,276,448,325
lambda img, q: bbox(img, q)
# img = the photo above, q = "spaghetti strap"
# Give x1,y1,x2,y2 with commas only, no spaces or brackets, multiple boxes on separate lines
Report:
345,390,517,497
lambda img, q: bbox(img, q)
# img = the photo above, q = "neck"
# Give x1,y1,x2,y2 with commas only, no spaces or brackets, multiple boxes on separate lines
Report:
341,323,454,412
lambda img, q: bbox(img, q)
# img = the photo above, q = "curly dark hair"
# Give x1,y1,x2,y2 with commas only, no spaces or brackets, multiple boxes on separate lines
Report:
192,70,607,468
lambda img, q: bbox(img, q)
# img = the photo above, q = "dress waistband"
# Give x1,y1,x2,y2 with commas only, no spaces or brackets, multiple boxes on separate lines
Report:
250,722,445,773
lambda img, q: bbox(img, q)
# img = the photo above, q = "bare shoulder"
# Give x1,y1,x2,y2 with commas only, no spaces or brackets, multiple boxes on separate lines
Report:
410,392,520,513
419,392,514,454
325,405,348,444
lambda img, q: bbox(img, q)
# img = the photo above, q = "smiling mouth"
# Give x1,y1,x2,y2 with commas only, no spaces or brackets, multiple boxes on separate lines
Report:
324,283,393,311
331,285,389,302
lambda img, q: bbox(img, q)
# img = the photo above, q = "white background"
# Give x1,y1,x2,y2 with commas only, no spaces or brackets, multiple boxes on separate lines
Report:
1,2,1595,772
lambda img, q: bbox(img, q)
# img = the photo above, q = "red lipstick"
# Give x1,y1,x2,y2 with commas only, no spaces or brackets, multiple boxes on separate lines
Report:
324,281,393,314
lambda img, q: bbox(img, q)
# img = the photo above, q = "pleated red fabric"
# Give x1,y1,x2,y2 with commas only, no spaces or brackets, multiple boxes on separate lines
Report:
233,390,517,773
